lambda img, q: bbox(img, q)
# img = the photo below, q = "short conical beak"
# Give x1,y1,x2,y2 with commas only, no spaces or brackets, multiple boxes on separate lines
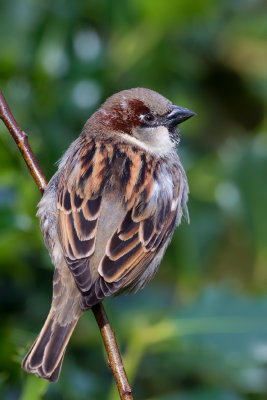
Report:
166,105,196,128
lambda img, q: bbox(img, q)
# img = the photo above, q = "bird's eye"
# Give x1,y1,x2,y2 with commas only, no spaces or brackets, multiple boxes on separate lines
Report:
143,113,155,123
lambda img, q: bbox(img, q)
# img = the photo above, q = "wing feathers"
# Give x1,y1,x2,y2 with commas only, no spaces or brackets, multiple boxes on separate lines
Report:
65,258,92,292
140,217,154,244
57,142,102,294
99,194,179,288
100,242,143,282
83,197,101,220
72,192,83,209
118,210,139,240
63,190,71,212
56,138,183,304
73,210,97,240
107,232,139,260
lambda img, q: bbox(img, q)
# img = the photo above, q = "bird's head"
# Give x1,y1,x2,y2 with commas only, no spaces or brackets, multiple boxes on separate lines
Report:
90,88,195,155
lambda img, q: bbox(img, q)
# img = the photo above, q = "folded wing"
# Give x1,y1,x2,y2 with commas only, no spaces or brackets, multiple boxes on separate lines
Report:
56,138,180,308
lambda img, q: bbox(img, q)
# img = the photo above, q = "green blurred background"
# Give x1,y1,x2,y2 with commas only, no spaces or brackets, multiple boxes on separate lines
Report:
0,0,267,399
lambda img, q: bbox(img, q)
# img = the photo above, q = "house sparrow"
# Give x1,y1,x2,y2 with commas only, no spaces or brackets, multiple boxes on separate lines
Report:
22,88,195,381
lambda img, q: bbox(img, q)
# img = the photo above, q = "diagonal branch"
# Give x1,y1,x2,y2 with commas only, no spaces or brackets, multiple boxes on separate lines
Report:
0,92,47,193
0,89,133,400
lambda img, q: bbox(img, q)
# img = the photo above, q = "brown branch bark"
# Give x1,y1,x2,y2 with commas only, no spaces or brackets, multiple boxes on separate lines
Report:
92,304,133,400
0,91,47,194
0,89,133,400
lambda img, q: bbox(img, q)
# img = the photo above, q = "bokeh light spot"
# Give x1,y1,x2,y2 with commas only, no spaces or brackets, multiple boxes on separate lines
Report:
72,80,101,109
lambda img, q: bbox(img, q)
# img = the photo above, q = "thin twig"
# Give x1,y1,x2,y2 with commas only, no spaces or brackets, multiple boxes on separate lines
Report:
0,89,133,400
0,91,47,194
92,303,133,400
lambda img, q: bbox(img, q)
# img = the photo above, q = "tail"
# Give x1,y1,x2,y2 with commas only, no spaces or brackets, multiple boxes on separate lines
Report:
22,269,82,382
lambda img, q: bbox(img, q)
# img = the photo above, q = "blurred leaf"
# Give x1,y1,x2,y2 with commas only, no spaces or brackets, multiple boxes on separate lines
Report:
20,375,49,400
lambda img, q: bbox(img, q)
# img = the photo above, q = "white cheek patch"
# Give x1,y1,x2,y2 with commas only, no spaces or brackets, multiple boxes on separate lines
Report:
120,133,147,152
149,126,173,153
121,126,174,156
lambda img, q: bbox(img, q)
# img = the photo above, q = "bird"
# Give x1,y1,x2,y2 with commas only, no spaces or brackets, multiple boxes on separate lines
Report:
22,87,195,382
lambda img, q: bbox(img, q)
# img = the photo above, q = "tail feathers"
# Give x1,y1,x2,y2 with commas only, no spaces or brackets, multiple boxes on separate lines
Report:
22,310,79,382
